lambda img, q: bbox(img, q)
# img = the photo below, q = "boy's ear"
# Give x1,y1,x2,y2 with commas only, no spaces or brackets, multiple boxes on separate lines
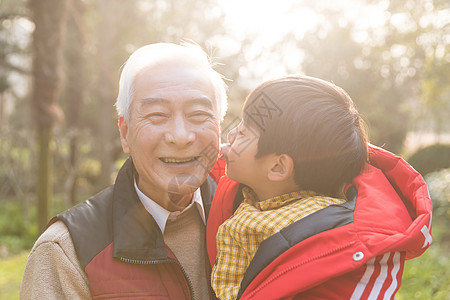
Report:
267,154,294,182
118,117,130,154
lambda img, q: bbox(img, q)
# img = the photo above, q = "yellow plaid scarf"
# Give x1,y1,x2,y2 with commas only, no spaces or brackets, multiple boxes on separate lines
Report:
211,187,346,299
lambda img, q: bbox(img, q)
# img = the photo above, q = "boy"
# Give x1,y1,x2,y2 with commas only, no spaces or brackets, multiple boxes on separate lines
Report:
211,75,368,299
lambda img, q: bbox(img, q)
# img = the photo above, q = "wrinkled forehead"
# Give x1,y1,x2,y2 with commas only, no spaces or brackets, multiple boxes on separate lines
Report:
133,56,215,95
131,58,216,111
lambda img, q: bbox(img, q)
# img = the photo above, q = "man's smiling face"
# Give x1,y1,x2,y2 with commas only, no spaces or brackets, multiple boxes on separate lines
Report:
119,60,220,210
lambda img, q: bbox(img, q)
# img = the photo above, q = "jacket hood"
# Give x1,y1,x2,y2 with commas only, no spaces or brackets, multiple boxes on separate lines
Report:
363,145,432,259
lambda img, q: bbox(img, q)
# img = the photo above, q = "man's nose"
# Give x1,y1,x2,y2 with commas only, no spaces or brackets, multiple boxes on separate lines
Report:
165,115,195,146
227,126,238,145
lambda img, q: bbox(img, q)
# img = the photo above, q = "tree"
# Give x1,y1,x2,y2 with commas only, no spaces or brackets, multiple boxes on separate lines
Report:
291,15,415,153
29,0,68,232
253,0,449,153
62,0,85,205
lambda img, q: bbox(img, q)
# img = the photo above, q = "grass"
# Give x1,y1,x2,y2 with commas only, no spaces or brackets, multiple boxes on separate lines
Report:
397,220,450,300
0,252,27,300
397,245,450,300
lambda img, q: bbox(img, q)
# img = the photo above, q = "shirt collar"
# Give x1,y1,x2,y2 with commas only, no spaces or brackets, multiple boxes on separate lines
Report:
242,186,322,211
134,180,206,233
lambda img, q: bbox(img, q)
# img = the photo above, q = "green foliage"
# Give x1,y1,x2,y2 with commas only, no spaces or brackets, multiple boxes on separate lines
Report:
408,144,450,176
0,202,37,255
0,192,80,257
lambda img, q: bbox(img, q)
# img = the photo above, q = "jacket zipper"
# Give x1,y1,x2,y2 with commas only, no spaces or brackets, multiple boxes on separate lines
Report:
120,257,196,300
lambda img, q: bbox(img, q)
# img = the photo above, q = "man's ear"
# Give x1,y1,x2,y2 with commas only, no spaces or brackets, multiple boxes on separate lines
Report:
267,154,294,182
118,117,130,154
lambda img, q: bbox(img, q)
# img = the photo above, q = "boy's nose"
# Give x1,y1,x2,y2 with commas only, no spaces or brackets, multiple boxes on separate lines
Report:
227,127,238,145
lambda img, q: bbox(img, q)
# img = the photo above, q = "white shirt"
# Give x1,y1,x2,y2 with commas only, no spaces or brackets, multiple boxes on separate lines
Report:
134,180,206,233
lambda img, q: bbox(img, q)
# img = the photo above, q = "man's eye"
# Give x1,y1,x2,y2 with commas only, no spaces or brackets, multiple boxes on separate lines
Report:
189,112,212,122
147,113,169,122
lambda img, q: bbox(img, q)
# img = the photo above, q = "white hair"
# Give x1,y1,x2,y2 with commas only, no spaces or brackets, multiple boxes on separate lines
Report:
115,42,228,122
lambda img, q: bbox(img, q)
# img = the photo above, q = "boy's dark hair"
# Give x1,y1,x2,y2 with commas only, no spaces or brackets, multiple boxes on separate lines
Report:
242,75,368,197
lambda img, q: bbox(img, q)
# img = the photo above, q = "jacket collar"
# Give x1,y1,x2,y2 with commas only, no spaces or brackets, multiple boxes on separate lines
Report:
112,157,216,262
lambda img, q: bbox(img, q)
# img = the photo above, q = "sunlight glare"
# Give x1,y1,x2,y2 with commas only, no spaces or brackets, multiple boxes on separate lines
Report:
218,0,405,80
219,0,319,43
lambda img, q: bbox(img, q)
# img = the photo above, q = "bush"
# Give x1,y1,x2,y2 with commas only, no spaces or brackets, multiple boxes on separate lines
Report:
425,168,450,221
0,202,37,256
0,194,71,257
408,144,450,176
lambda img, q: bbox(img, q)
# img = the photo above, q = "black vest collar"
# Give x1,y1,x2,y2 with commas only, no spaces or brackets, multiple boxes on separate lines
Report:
112,157,216,262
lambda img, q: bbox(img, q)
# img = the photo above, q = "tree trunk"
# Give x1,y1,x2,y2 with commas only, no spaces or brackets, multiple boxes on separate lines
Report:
64,0,85,206
30,0,68,233
37,128,52,232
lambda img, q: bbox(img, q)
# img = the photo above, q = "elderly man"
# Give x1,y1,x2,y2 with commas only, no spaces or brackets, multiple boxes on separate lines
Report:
20,42,228,299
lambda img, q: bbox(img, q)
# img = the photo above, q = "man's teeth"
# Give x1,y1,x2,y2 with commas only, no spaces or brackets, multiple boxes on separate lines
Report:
161,157,197,164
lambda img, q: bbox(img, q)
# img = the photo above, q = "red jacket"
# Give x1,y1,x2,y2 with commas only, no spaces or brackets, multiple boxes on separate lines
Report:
207,145,432,299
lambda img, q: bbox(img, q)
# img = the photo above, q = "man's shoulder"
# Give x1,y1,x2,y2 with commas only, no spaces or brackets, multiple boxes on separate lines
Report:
35,219,72,248
29,220,81,270
55,185,116,268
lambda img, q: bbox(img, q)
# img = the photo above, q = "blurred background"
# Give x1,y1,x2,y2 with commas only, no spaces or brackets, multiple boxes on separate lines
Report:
0,0,449,298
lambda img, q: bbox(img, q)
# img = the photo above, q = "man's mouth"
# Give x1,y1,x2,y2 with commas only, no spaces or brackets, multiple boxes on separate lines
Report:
160,157,199,164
